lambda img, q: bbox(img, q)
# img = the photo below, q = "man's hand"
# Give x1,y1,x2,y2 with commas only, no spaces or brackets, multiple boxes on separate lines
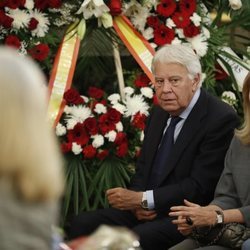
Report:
106,187,142,210
133,208,157,221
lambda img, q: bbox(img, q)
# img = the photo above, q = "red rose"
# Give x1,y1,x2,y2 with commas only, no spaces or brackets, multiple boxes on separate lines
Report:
5,35,21,49
0,10,14,28
107,0,122,16
114,132,127,145
116,142,128,157
183,24,200,38
63,88,84,105
48,0,62,8
34,0,48,10
134,73,151,87
88,87,104,99
146,16,160,28
153,25,175,45
28,43,50,61
97,149,109,160
84,117,98,135
107,108,121,124
83,145,96,159
61,142,72,153
131,113,147,130
5,0,25,9
28,17,39,30
67,123,89,146
156,0,176,17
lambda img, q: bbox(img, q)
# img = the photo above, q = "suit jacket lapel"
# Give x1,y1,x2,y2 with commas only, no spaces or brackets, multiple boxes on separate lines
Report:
158,89,208,184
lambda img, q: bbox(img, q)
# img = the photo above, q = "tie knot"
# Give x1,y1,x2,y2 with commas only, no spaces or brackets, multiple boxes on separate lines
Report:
169,116,181,127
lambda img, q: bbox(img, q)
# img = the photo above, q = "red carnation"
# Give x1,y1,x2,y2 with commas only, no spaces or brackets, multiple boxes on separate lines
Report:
107,0,122,16
146,16,160,28
183,24,200,38
5,0,25,9
28,17,39,30
88,86,104,99
67,123,89,146
61,142,72,153
97,149,109,160
156,0,176,17
116,142,128,157
84,117,98,135
153,25,175,45
179,0,196,16
131,113,147,130
5,35,21,49
63,88,84,105
83,145,96,159
172,11,191,28
134,73,151,88
114,132,127,145
48,0,62,8
28,43,50,61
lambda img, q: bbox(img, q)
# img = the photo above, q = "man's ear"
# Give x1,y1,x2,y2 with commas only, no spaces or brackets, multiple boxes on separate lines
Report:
192,74,201,91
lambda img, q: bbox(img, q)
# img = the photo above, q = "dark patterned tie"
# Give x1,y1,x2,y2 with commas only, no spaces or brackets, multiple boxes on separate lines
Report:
148,116,182,189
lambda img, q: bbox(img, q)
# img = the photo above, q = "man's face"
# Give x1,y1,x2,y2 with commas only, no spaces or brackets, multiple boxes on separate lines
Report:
153,62,200,116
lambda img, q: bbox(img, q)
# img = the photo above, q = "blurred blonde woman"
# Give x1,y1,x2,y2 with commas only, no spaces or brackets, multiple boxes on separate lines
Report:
169,73,250,250
0,47,64,250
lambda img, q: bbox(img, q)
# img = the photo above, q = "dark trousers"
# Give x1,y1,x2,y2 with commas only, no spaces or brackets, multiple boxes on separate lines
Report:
68,207,184,250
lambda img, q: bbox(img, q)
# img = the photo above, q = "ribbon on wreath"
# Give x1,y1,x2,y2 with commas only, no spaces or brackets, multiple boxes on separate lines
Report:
113,15,155,83
47,19,86,127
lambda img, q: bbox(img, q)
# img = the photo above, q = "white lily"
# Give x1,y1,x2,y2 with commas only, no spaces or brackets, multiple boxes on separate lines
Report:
77,0,110,20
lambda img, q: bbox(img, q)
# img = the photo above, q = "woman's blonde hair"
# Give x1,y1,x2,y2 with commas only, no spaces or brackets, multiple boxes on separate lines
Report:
0,47,64,202
235,73,250,145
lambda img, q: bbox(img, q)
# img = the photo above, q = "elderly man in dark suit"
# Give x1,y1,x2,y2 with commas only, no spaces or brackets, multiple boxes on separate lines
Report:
69,44,239,250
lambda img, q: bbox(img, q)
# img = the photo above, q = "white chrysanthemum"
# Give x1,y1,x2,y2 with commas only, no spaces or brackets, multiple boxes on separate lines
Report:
64,105,72,114
116,121,123,132
166,18,176,28
229,0,242,10
24,0,34,9
108,93,121,104
30,9,49,37
140,131,144,141
19,41,28,55
142,27,154,40
77,0,109,19
67,105,92,123
130,7,149,32
190,13,201,27
142,0,158,9
91,134,104,148
8,9,30,29
112,103,126,115
150,42,157,49
140,87,154,99
66,118,78,130
124,94,150,117
123,0,142,17
124,86,135,96
188,34,208,57
105,130,117,142
98,12,113,28
81,95,89,103
55,123,67,136
72,142,82,155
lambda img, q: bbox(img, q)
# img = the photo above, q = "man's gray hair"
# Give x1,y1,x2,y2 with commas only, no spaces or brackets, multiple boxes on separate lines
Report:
151,44,202,81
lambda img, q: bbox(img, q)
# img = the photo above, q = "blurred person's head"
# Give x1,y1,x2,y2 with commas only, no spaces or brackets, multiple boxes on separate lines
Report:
151,44,201,116
0,47,64,202
235,73,250,145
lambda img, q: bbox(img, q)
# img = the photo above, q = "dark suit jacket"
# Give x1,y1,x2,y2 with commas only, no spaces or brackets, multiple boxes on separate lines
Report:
130,88,239,214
